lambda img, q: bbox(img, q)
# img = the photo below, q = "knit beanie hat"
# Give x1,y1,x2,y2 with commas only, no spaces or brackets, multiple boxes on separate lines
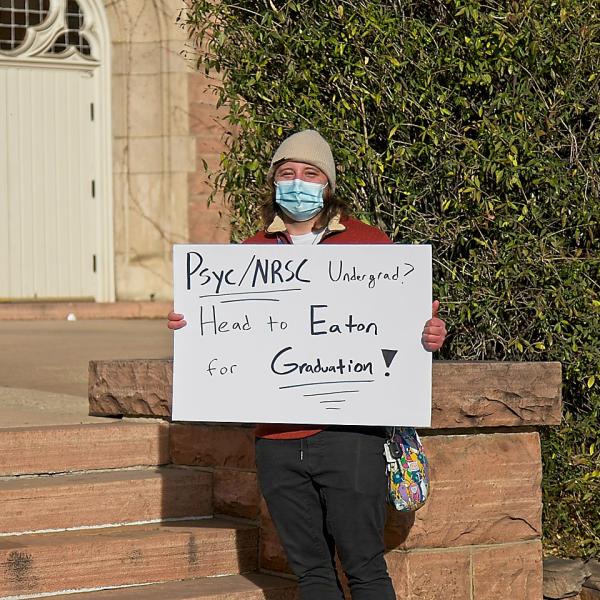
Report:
269,130,336,192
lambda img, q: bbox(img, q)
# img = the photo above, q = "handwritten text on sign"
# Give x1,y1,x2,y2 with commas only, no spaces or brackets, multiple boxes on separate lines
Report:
172,244,432,427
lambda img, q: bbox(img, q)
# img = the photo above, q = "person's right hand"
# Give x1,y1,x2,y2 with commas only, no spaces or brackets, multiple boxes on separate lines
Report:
167,311,187,330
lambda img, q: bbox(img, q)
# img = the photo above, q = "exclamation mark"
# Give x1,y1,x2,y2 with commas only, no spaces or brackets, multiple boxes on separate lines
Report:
381,349,398,377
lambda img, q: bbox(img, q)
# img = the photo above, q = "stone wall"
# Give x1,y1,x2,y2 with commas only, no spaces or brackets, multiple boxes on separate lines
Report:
104,0,229,302
188,71,231,245
169,423,544,599
89,359,562,599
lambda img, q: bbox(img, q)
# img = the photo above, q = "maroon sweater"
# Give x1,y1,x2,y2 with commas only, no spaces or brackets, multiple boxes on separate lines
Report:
243,216,391,439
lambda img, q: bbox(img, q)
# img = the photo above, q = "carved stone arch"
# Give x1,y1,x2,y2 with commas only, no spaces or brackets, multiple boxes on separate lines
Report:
0,0,111,67
103,0,165,45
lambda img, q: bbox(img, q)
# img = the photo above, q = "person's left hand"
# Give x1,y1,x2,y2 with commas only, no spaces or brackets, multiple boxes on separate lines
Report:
421,300,447,352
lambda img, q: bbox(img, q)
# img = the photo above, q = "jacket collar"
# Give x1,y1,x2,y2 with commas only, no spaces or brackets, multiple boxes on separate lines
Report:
266,212,346,235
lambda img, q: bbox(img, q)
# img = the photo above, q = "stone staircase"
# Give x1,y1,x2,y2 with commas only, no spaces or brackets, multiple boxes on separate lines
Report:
0,358,566,599
0,421,297,599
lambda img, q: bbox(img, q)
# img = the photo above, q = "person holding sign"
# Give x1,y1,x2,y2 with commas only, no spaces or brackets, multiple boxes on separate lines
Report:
168,130,446,600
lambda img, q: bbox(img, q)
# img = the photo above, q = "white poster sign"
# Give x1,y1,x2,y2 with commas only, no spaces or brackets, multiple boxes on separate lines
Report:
172,244,432,427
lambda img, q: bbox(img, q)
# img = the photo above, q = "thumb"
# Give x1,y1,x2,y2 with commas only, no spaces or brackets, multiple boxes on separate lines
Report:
432,300,440,318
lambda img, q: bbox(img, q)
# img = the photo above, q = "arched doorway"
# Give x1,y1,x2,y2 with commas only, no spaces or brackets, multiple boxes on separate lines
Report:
0,0,114,301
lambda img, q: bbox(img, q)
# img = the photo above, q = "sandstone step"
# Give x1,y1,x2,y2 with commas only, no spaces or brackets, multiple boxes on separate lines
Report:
46,573,297,599
0,519,260,597
0,467,211,534
0,421,169,477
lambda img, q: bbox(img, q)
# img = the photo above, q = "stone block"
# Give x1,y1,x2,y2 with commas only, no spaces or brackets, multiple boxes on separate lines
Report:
0,421,169,476
189,99,229,137
214,468,260,520
0,467,212,534
161,3,189,43
386,547,472,599
112,174,133,252
105,0,164,43
473,541,542,599
188,199,231,244
113,171,189,252
113,135,196,175
544,556,592,599
105,3,128,44
385,432,542,549
165,172,191,243
432,361,562,427
113,137,164,174
585,559,600,591
196,131,227,156
111,74,127,138
113,254,174,302
164,39,195,73
188,71,223,104
167,72,191,136
0,519,257,597
170,135,197,172
170,423,255,469
88,360,562,427
115,74,163,139
112,42,162,76
111,72,190,141
187,168,222,199
89,359,172,418
199,151,225,174
188,171,214,197
125,178,170,253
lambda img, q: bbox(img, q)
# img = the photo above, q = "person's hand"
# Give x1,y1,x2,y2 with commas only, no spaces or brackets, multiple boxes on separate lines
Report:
167,311,187,330
421,300,446,352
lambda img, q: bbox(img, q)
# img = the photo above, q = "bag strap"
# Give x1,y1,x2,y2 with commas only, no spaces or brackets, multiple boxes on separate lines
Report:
386,426,397,442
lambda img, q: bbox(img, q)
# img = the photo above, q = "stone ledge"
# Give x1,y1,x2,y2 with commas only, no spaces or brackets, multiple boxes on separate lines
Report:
89,359,562,428
90,359,173,418
1,301,172,321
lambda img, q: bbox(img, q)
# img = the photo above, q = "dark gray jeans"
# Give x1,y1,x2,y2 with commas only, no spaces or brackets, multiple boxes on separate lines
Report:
255,427,396,600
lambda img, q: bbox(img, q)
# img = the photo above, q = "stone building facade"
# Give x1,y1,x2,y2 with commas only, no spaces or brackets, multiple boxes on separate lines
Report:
0,0,229,303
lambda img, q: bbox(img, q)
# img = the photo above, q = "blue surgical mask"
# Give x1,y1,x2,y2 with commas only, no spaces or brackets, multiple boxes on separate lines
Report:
275,179,327,222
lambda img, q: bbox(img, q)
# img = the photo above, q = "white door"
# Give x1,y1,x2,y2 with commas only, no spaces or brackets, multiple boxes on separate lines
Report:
0,0,113,301
0,65,97,300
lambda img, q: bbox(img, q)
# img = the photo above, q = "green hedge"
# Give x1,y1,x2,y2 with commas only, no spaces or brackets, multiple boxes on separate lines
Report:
184,0,600,557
